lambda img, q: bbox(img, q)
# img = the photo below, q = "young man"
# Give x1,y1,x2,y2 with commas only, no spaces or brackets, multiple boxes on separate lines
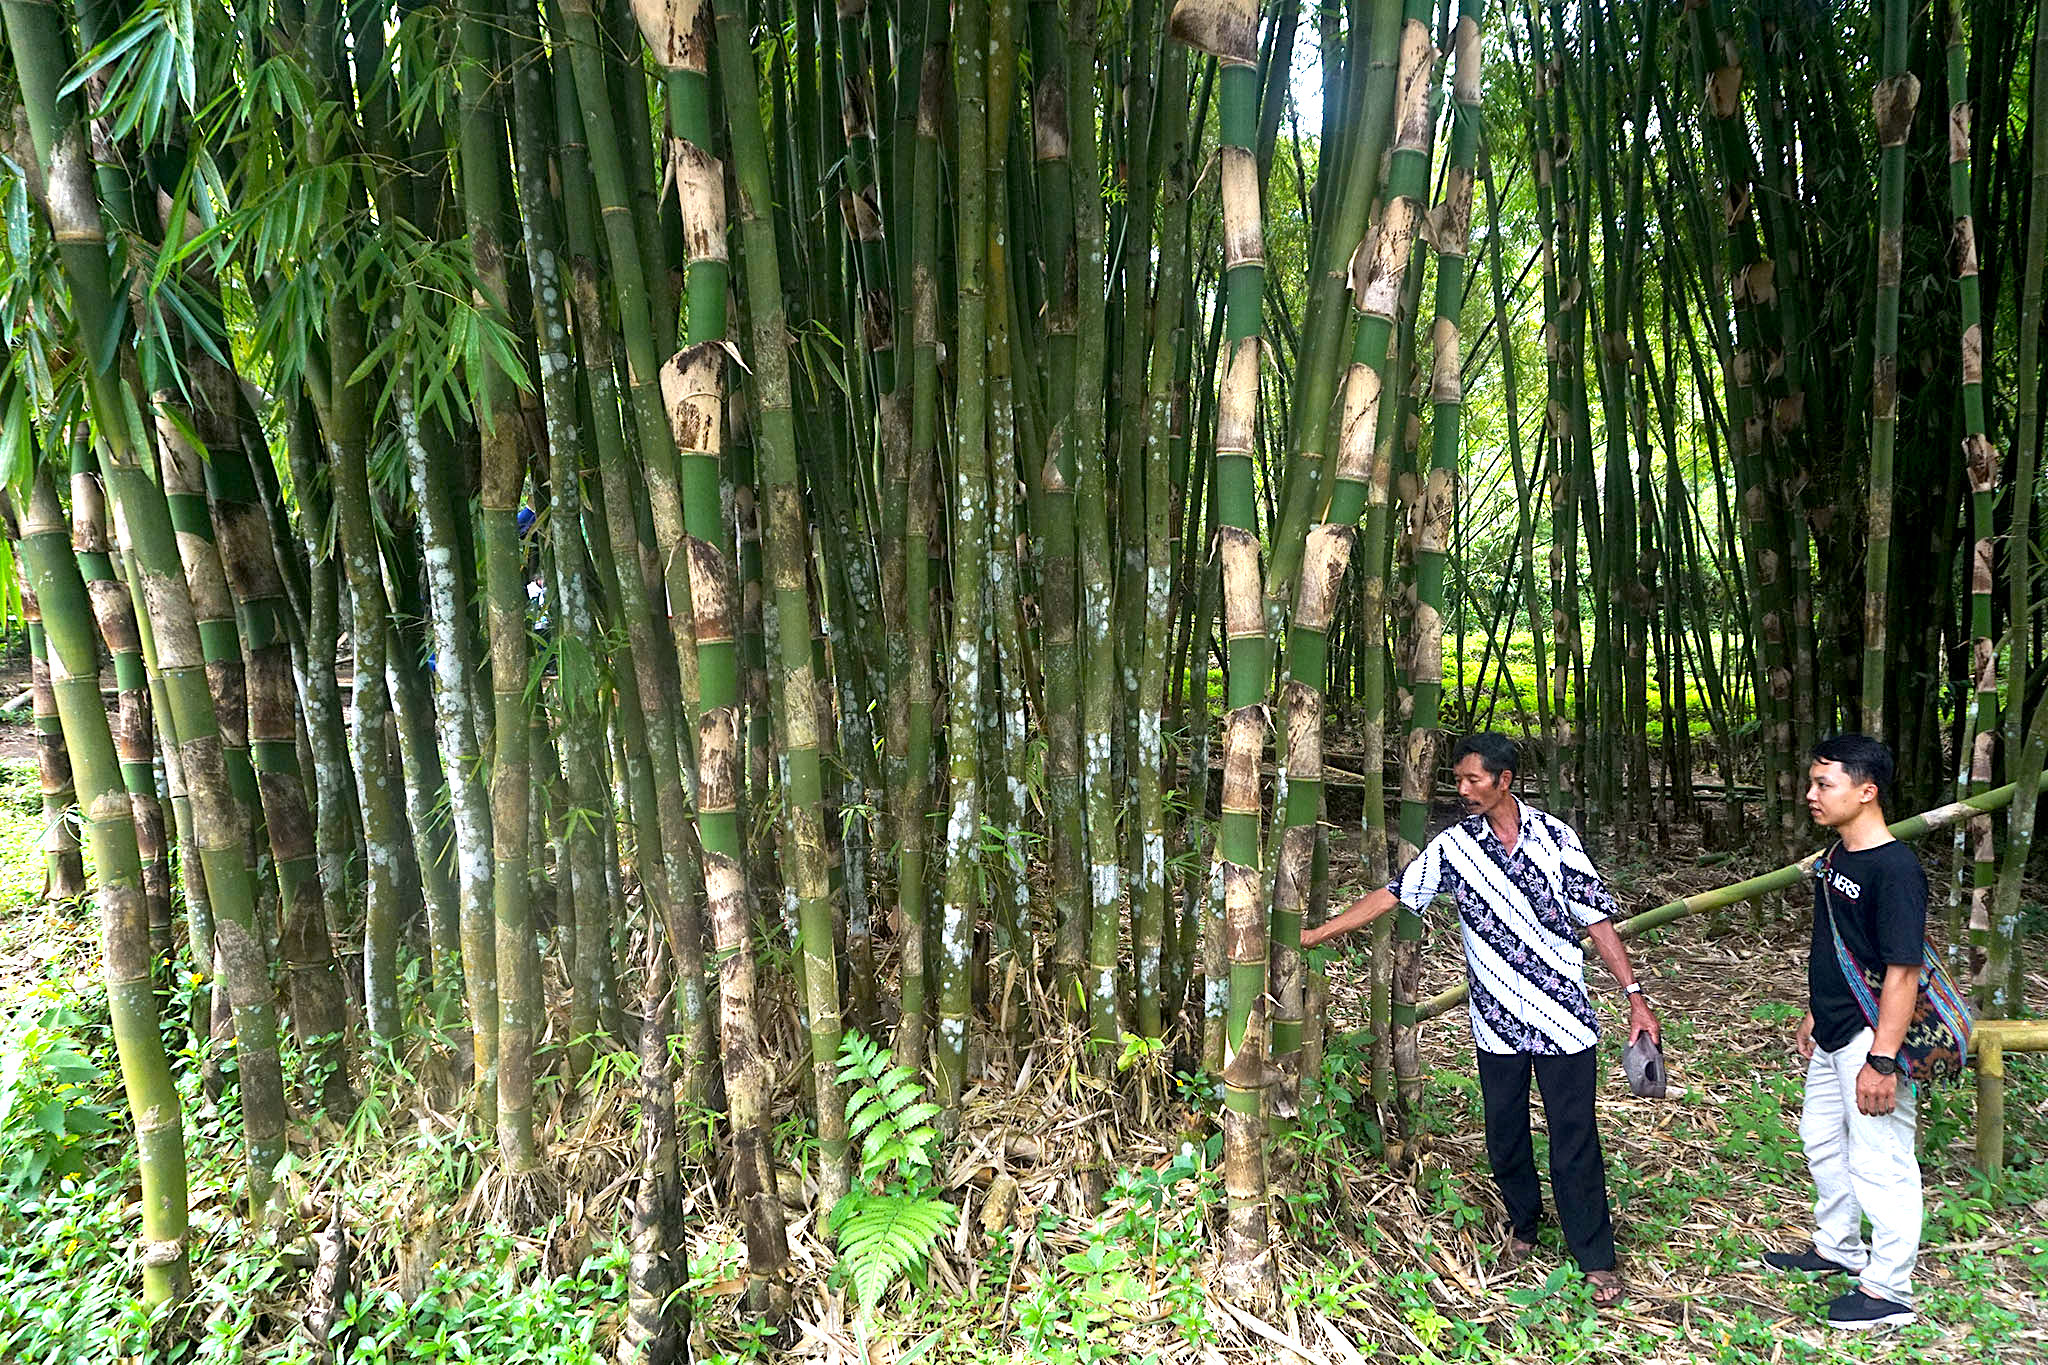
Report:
1304,733,1658,1308
1763,734,1927,1330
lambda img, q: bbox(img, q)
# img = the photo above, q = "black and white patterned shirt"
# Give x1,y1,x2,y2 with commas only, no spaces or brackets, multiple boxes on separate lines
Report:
1388,800,1620,1056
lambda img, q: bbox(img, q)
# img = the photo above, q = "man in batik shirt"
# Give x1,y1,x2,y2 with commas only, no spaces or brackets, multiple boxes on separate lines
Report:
1304,732,1659,1308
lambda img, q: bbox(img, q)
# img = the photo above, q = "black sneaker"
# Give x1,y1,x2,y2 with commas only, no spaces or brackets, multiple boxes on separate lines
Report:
1826,1289,1915,1330
1762,1245,1856,1276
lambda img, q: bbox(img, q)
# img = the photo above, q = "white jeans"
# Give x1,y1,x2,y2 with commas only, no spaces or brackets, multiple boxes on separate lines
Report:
1799,1027,1922,1305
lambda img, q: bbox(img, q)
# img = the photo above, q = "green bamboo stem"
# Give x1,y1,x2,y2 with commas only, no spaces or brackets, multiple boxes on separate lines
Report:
507,31,616,1081
1072,0,1125,1059
1342,0,1437,1144
1172,0,1274,1309
575,8,719,1108
319,292,405,1053
281,394,359,944
154,403,260,863
895,29,947,1069
207,416,355,1119
396,372,498,1115
983,0,1035,1035
935,0,990,1108
714,0,850,1210
1031,0,1088,1013
1134,33,1194,1041
68,444,172,957
1263,0,1402,610
18,471,190,1307
453,0,538,1170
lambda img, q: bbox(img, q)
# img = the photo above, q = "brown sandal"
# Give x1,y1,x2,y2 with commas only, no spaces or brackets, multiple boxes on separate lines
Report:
1501,1236,1538,1269
1587,1269,1627,1308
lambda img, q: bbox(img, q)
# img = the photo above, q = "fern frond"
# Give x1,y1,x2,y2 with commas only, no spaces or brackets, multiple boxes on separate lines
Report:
831,1192,958,1315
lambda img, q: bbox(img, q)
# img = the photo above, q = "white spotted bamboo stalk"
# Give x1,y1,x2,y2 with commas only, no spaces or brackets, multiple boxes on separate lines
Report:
935,0,989,1108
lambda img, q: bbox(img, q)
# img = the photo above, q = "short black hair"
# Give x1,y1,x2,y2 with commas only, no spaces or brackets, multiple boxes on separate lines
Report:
1452,732,1519,781
1811,733,1894,806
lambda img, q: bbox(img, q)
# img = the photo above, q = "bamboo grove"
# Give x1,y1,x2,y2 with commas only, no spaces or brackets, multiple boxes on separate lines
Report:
2,0,2047,1331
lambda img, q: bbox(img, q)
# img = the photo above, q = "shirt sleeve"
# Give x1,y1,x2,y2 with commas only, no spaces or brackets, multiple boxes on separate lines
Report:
1552,819,1620,927
1387,834,1459,914
1873,848,1928,967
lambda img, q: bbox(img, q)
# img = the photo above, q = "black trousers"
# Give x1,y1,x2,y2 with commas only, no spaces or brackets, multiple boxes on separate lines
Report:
1476,1046,1617,1272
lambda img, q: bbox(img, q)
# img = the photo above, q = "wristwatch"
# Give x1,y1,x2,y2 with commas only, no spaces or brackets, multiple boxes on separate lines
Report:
1866,1053,1902,1077
1623,982,1646,999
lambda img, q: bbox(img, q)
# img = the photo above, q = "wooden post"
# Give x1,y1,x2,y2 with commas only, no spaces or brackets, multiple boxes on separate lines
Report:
1971,1020,2048,1180
1975,1033,2005,1176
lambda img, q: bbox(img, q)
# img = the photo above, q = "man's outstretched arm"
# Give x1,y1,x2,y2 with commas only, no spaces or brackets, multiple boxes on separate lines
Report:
1300,886,1401,949
1585,918,1660,1044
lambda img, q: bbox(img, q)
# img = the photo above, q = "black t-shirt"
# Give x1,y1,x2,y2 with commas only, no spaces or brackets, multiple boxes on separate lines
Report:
1808,839,1928,1052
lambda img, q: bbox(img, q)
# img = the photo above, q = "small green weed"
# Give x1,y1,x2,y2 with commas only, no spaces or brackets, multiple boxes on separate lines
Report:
0,1001,114,1195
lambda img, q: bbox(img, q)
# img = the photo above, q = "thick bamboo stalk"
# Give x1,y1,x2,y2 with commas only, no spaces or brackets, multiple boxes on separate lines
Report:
574,6,717,1105
509,42,617,1079
1173,0,1274,1309
397,380,498,1113
1073,0,1124,1059
68,442,172,956
281,398,359,945
983,0,1036,1037
935,0,990,1108
452,0,539,1168
894,29,947,1069
1367,0,1441,1146
18,471,190,1307
207,421,355,1119
1862,0,1917,738
714,0,850,1210
1945,11,2002,1006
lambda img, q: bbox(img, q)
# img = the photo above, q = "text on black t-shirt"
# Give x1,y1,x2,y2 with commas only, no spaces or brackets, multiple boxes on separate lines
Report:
1808,839,1928,1053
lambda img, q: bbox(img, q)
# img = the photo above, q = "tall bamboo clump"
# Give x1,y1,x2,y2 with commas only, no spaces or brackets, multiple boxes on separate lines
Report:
3,0,289,1219
1172,0,1275,1310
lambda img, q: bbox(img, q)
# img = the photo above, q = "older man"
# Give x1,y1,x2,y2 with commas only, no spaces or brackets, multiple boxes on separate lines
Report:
1304,732,1658,1308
